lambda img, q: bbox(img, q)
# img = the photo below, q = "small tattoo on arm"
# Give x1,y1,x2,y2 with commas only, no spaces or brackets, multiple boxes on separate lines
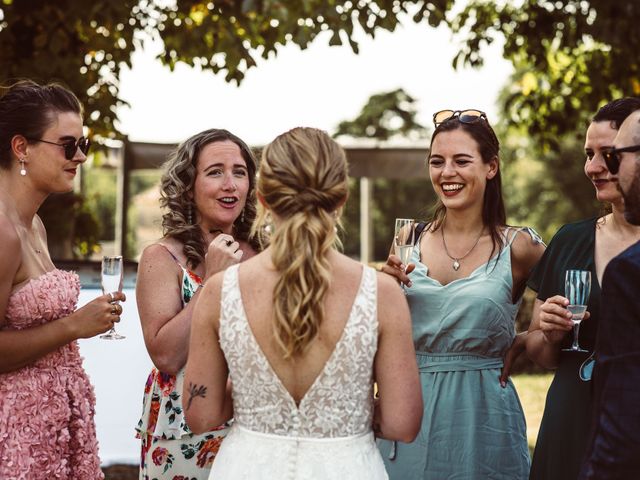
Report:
186,382,207,410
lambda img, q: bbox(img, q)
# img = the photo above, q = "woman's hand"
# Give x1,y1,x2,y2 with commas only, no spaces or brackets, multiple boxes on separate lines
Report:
204,233,244,280
538,295,590,345
68,292,126,339
380,254,415,287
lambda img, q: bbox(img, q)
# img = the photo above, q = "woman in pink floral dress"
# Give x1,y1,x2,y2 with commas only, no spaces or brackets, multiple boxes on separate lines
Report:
135,129,258,479
0,80,126,479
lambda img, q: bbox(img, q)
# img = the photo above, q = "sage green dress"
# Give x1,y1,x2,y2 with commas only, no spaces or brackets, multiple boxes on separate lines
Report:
378,229,530,479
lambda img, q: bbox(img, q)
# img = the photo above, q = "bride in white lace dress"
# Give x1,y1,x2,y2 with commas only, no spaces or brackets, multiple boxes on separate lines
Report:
183,127,422,479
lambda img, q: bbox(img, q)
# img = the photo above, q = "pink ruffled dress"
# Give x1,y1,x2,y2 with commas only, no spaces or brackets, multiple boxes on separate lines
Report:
0,269,103,480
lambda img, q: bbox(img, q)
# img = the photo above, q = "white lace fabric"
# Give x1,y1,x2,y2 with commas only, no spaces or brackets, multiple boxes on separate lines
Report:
219,264,378,438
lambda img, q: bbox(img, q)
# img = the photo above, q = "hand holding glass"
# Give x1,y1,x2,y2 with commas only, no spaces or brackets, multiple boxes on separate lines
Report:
394,218,415,290
101,255,125,340
562,269,590,352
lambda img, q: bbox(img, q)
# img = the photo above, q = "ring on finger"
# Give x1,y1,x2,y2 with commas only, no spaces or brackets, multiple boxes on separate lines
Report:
111,306,117,315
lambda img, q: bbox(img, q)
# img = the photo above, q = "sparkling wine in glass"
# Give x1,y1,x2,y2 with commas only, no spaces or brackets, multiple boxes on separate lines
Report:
100,255,125,340
394,218,415,290
562,269,590,352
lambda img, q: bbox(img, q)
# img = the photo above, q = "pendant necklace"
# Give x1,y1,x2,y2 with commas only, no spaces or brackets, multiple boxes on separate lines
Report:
31,239,42,254
441,223,483,271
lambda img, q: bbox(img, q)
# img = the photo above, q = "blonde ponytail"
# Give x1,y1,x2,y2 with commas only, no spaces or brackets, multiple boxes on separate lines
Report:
253,128,348,358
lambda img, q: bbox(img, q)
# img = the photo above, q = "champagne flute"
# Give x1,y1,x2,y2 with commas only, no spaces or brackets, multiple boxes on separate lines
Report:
394,218,415,290
562,269,590,352
100,255,125,340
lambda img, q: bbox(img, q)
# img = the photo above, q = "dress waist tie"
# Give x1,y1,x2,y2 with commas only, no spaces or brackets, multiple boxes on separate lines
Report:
416,353,504,373
384,354,504,462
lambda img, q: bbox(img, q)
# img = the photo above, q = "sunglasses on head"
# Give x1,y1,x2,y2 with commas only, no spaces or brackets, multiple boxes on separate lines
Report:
433,109,488,127
27,136,91,160
602,145,640,174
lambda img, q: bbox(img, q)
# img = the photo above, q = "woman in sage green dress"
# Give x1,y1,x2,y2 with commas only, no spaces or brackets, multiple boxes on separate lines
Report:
379,109,545,479
527,97,640,480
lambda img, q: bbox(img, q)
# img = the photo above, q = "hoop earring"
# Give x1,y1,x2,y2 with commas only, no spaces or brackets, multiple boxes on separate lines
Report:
19,158,26,176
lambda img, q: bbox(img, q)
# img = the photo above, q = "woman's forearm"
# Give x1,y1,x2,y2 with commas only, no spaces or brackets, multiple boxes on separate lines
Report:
526,329,562,369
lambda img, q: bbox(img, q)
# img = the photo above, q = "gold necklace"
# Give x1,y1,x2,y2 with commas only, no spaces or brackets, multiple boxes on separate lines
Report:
441,224,483,271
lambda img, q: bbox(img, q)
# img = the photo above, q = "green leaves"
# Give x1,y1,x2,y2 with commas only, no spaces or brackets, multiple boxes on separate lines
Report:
334,88,428,142
451,0,640,144
0,1,457,138
2,0,635,146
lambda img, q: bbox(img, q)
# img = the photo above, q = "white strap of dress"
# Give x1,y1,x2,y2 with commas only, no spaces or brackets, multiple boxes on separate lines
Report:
505,226,545,248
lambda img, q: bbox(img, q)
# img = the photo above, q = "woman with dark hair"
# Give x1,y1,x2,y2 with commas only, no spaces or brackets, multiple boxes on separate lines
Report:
527,97,640,480
183,127,422,479
0,80,125,479
135,129,259,479
378,110,545,479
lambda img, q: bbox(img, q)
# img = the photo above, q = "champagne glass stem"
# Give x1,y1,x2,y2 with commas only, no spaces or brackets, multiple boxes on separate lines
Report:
571,323,582,350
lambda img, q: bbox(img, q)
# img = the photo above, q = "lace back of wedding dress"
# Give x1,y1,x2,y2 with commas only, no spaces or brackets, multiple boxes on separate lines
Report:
219,264,378,438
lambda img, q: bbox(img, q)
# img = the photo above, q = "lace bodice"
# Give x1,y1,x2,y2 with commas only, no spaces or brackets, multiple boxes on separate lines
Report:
219,264,378,438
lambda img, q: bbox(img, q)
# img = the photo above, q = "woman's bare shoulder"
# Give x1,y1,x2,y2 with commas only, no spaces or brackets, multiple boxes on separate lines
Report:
508,227,546,272
0,215,21,254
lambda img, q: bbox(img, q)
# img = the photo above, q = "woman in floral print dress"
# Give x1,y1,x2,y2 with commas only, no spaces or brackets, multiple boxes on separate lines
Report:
135,129,259,479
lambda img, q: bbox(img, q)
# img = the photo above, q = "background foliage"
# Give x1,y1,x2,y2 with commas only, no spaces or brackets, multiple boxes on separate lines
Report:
2,1,636,140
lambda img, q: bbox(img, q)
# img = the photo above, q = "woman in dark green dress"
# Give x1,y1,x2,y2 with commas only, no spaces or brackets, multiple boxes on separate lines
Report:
527,97,640,480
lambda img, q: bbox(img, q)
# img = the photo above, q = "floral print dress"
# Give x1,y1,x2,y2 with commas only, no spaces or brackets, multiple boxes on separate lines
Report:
136,249,229,480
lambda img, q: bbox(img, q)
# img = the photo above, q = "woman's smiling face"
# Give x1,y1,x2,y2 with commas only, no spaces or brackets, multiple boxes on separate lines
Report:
584,120,622,204
428,128,497,211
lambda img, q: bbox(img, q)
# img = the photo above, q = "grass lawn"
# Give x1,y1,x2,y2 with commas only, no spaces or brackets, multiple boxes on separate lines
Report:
512,372,554,453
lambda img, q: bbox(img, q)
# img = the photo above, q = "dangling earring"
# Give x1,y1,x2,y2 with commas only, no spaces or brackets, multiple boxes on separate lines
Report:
333,210,338,234
19,158,26,176
187,204,193,225
240,209,245,224
263,212,273,235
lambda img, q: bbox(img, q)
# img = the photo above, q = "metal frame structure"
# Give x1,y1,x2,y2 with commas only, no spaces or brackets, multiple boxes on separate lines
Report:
114,141,429,263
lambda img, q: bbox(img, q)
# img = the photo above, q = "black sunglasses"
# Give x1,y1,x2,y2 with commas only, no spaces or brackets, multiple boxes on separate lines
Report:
602,144,640,174
27,136,91,160
433,109,488,127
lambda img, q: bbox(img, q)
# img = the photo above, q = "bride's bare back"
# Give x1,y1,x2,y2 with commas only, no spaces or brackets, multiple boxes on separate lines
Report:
240,250,368,404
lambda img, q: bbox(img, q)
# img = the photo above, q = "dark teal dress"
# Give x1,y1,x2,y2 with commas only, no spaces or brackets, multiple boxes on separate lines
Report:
378,229,530,479
528,218,600,480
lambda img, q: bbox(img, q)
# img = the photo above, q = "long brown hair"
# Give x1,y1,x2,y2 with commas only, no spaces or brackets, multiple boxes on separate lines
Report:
253,127,348,358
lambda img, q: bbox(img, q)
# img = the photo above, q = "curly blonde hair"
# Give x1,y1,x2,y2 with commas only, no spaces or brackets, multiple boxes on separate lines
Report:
252,127,348,358
160,129,259,269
